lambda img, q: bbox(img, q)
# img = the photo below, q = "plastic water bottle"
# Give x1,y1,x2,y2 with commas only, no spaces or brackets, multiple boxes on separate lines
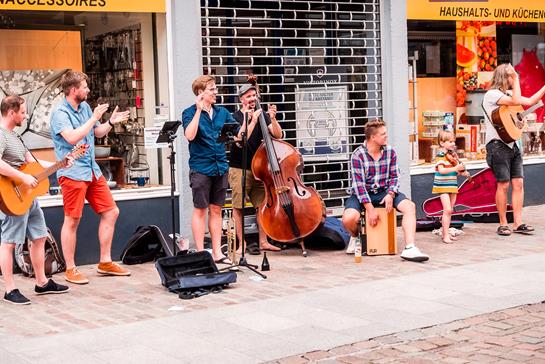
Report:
354,238,362,263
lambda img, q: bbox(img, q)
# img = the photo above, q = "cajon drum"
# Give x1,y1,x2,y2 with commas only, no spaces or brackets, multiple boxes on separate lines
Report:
365,208,397,255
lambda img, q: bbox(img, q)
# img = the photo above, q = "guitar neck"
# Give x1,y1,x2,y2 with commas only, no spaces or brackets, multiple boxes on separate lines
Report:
35,159,67,182
520,100,544,119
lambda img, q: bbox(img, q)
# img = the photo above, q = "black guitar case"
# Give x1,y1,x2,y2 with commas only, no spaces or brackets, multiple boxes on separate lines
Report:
155,251,237,294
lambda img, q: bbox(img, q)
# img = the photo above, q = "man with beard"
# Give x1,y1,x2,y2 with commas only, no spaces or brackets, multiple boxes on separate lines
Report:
1,95,70,304
50,71,131,285
228,82,282,254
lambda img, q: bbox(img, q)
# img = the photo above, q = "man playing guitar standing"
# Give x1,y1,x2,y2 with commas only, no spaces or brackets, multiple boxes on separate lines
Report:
482,63,545,236
0,95,70,305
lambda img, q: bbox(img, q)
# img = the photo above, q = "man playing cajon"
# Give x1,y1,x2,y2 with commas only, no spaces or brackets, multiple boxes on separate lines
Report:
342,119,429,262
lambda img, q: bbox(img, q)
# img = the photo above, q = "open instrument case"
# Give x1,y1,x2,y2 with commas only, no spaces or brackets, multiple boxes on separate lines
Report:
422,167,513,223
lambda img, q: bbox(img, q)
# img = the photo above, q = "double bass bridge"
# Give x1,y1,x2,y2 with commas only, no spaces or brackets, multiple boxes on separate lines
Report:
274,186,290,194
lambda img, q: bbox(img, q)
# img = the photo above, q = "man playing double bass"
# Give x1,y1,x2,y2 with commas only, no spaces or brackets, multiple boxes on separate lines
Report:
342,119,429,262
228,82,282,255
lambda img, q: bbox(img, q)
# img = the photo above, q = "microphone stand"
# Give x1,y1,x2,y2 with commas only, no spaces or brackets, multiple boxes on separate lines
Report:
167,131,178,256
238,128,266,278
219,113,266,279
156,121,182,257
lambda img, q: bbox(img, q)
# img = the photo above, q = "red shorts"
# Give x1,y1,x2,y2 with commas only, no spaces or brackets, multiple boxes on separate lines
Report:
59,175,117,218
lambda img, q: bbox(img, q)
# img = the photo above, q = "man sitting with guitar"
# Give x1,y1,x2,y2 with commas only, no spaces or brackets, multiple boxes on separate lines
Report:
482,63,545,236
0,95,71,305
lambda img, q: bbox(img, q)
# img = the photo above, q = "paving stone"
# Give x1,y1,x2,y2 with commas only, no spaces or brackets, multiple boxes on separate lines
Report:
304,350,332,361
411,340,438,351
328,345,360,356
335,355,367,364
516,336,544,344
278,355,309,364
351,340,380,351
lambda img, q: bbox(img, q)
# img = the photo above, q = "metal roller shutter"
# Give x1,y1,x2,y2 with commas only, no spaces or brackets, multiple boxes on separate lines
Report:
201,0,382,216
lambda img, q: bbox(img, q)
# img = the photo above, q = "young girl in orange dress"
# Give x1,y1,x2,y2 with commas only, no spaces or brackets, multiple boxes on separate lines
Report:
432,130,469,243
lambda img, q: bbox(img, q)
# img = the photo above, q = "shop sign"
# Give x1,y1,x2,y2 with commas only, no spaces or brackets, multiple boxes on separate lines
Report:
408,0,545,22
0,0,165,13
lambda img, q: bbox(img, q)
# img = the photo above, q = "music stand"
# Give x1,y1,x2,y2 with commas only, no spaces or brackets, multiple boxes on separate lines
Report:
156,121,182,256
217,119,266,279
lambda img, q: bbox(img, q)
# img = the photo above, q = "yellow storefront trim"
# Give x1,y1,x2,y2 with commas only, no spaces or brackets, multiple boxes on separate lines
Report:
408,0,545,22
0,0,165,13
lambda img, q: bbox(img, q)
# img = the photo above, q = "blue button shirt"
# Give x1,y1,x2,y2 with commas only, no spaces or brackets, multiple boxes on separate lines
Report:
182,104,235,176
50,98,102,181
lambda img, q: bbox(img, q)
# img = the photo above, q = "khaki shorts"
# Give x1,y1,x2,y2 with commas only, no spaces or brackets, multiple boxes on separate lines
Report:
228,167,265,209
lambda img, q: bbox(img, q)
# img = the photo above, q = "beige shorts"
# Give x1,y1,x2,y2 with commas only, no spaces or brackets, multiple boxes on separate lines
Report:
228,167,265,209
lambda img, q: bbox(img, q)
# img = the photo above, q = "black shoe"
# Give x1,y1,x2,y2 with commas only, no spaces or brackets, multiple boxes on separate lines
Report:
35,279,70,295
3,289,31,305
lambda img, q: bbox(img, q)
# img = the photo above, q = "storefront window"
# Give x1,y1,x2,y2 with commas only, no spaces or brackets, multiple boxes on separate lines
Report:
408,18,545,166
0,9,169,192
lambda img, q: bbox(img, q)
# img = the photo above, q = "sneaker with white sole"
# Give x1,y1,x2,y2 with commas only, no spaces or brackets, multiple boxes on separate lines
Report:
35,279,70,295
3,289,31,305
400,245,429,262
346,236,357,254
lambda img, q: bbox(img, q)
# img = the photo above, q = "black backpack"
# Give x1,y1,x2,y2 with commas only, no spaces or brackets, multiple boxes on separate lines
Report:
304,216,351,250
120,225,175,265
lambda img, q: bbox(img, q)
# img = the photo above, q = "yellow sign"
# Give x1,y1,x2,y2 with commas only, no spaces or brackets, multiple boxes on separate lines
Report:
408,0,545,22
0,0,165,13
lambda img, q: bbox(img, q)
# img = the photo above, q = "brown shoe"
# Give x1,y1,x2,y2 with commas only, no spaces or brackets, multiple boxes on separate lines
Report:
97,262,131,276
65,267,89,285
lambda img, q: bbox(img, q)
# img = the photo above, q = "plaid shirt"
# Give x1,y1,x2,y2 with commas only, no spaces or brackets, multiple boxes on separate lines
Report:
351,142,400,204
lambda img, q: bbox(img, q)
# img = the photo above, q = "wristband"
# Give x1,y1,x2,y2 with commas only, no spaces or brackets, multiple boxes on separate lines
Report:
108,119,114,127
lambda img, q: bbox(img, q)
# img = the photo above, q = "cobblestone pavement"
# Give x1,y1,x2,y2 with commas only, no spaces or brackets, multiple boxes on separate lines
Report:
271,301,545,364
1,206,543,338
0,205,544,363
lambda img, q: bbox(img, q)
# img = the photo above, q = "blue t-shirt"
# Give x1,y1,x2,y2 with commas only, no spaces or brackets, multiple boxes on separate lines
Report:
50,98,102,181
181,104,235,176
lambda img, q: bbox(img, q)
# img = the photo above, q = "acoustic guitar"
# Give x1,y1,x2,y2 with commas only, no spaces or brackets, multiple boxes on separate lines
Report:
490,100,543,143
0,144,88,216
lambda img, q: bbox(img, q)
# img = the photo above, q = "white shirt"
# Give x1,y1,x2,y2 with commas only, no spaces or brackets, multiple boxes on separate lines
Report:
482,88,515,148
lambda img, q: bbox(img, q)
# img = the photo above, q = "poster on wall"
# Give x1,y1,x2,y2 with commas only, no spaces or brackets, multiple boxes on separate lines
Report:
295,85,349,161
456,22,496,122
0,69,68,149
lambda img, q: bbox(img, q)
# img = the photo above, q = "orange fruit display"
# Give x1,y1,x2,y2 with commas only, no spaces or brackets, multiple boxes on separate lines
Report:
457,43,477,68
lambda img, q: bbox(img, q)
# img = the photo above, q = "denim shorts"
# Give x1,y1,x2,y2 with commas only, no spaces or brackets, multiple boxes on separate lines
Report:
189,170,228,208
0,199,48,245
486,140,523,182
344,189,408,213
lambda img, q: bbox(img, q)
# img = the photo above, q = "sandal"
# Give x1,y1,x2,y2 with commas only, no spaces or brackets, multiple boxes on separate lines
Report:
245,244,261,255
513,224,535,234
497,225,512,236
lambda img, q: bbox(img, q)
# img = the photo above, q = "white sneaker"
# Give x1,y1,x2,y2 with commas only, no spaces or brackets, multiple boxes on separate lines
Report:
346,236,357,254
400,245,429,262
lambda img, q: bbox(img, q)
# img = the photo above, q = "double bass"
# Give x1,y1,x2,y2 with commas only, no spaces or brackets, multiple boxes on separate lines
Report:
248,76,325,251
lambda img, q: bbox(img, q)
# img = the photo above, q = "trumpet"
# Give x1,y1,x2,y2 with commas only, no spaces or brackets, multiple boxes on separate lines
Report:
226,209,237,264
